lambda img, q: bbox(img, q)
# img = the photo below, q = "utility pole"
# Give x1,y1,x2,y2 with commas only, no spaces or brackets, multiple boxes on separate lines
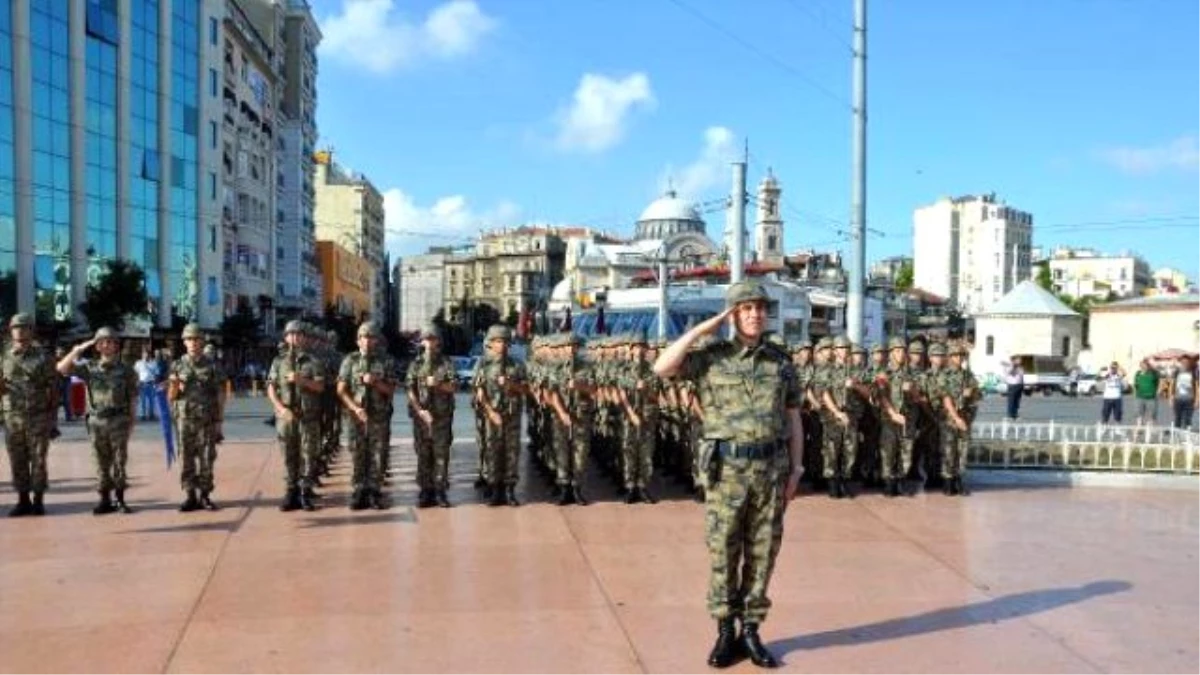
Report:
658,258,669,340
729,151,748,285
846,0,868,343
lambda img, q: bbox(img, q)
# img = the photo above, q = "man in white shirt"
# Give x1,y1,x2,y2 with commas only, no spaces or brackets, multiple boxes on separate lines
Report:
1100,362,1126,425
133,347,160,421
1004,357,1024,420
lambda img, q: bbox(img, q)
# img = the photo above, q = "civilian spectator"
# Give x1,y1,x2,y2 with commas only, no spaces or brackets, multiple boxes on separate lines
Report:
1101,362,1126,424
1170,356,1197,430
1133,359,1160,426
134,347,160,421
1004,357,1024,420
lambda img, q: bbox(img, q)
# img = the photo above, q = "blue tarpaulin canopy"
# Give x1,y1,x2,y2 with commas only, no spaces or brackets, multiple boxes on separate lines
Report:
569,309,714,340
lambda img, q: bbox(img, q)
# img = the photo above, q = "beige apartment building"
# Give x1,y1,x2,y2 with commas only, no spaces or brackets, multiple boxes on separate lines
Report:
1044,247,1151,300
444,227,567,323
313,150,385,316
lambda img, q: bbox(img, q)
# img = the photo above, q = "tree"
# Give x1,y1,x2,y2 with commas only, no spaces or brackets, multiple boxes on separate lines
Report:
1035,263,1053,291
220,305,262,350
894,261,914,292
77,259,150,332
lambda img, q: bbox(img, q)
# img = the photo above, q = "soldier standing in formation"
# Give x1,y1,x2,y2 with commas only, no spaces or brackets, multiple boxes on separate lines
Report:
655,281,803,669
168,323,226,512
473,326,524,507
547,333,594,505
2,313,57,517
267,320,325,512
337,321,397,511
933,344,978,495
618,333,658,504
406,326,457,508
877,337,918,497
56,327,138,515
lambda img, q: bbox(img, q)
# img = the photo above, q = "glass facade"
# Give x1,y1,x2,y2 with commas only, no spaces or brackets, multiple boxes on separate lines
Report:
85,0,119,260
30,0,71,322
0,0,14,316
169,0,198,320
130,0,160,301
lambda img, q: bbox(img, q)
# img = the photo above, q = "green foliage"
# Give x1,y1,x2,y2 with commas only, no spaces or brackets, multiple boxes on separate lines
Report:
77,259,150,332
894,260,914,292
220,305,262,349
1035,263,1052,291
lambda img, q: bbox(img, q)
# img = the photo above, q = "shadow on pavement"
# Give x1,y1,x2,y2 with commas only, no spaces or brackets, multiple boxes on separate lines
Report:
116,491,260,534
770,580,1133,658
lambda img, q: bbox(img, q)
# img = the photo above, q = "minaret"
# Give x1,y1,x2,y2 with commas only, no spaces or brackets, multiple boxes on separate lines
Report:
754,169,784,266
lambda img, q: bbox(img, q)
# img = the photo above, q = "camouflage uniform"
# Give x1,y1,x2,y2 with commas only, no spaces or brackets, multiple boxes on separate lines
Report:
170,324,226,510
620,334,658,502
75,328,138,506
338,321,397,510
2,313,57,517
473,325,524,506
878,338,918,495
407,326,456,507
934,343,977,495
550,334,594,504
819,336,862,497
268,320,326,511
679,282,800,645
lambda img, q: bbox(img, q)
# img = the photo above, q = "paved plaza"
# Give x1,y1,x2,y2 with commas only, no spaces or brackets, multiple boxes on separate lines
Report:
0,395,1196,673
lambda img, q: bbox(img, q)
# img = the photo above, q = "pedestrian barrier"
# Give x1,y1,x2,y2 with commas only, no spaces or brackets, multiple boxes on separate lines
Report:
970,420,1200,475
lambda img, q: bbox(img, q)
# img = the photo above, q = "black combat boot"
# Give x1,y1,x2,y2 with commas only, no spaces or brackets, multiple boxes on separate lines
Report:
693,486,705,503
489,484,506,507
955,477,969,496
706,617,741,668
741,622,780,668
943,478,955,496
114,488,133,514
623,487,640,504
881,479,895,498
279,488,301,512
30,491,45,516
299,488,316,512
371,489,389,510
556,485,575,506
828,477,842,499
416,488,432,509
436,489,452,508
349,488,368,511
179,489,200,512
571,485,589,506
93,490,115,515
8,492,32,517
199,491,219,511
474,475,488,489
504,486,519,507
638,487,657,504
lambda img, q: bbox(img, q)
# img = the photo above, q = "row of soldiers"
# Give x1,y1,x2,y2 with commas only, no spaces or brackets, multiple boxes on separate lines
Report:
470,327,980,504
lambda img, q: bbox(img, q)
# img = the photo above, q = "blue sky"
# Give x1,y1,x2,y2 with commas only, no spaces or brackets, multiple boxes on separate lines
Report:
311,0,1200,280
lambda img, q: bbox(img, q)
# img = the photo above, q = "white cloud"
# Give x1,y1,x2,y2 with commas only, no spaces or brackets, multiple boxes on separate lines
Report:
318,0,496,75
554,73,656,153
660,126,737,200
383,188,520,257
1096,134,1200,175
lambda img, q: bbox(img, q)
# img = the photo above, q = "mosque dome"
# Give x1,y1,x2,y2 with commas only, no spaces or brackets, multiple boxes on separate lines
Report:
635,189,706,241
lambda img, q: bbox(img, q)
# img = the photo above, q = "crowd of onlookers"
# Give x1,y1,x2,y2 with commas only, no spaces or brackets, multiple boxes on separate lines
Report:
1003,354,1197,429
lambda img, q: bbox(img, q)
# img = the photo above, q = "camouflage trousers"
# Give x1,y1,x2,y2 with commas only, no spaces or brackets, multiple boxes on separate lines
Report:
88,417,132,492
414,416,452,491
704,450,787,623
4,413,50,493
622,410,656,490
486,408,522,487
938,421,970,480
178,416,216,492
346,417,388,493
322,390,340,459
554,416,592,487
821,413,858,479
474,409,490,483
276,414,320,490
878,422,914,481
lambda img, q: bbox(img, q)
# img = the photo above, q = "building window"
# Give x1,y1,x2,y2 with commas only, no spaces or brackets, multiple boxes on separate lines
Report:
1061,335,1071,356
209,224,216,252
207,276,219,305
208,17,218,46
985,336,994,356
209,68,217,97
208,171,216,200
767,235,777,251
208,120,217,149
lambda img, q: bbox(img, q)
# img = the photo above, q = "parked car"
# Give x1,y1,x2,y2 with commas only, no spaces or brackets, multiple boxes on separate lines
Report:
1075,373,1100,396
1011,354,1070,395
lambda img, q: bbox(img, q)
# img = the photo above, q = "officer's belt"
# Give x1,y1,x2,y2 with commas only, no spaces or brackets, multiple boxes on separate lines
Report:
714,439,779,460
90,407,129,419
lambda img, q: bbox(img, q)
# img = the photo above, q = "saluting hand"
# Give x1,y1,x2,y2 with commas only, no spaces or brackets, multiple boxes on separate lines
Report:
697,307,734,336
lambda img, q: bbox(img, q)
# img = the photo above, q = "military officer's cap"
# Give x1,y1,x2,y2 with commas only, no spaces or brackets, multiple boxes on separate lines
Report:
888,337,907,351
181,323,204,339
357,321,381,338
928,342,947,356
832,335,851,349
284,320,304,335
93,326,119,340
486,325,511,342
9,312,33,328
870,343,886,355
726,280,769,308
907,340,926,354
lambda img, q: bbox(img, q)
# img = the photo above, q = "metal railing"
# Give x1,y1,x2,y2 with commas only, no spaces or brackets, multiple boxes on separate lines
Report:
969,421,1200,474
